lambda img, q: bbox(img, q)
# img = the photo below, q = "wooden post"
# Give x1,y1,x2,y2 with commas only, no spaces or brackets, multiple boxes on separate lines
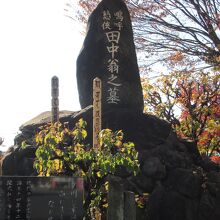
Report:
124,191,136,220
107,176,124,220
93,77,102,150
95,210,102,220
51,76,59,123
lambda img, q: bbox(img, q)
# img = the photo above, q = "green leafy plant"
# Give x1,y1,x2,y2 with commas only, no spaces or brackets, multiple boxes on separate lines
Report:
34,119,140,219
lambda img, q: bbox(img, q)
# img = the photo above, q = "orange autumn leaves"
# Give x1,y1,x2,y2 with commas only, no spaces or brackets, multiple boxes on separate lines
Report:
142,71,220,157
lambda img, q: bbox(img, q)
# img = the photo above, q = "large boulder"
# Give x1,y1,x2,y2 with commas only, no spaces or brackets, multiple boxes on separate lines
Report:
1,146,37,176
1,107,220,220
15,110,77,146
76,0,144,112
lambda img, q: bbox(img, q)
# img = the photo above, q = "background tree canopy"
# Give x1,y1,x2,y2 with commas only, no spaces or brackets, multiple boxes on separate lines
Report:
74,0,220,72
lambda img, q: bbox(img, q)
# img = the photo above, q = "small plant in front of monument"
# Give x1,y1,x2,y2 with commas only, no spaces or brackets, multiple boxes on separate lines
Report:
34,119,140,219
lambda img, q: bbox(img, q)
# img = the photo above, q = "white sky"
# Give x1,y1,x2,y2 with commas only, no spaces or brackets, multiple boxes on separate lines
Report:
0,0,83,150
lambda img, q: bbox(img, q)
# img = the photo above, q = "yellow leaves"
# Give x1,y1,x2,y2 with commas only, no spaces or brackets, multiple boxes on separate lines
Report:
33,116,140,220
44,159,63,176
98,129,113,147
54,149,63,157
114,130,123,147
69,163,75,171
206,119,220,132
35,133,44,144
34,119,89,177
115,130,123,141
52,159,63,172
99,129,112,137
143,90,149,100
104,181,109,191
99,129,126,149
212,74,220,84
38,172,44,177
74,143,83,153
35,159,63,177
102,203,108,208
96,171,102,178
81,129,88,139
76,170,86,177
115,140,122,147
76,118,87,129
73,127,87,140
120,147,125,153
34,161,43,175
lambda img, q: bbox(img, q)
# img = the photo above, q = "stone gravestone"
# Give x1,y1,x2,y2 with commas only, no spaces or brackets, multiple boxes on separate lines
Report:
77,0,144,112
0,176,84,220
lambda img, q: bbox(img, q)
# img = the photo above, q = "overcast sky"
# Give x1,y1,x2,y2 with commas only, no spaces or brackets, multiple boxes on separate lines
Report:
0,0,83,149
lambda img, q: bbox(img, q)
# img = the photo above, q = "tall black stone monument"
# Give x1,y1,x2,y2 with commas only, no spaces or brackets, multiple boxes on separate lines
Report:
77,0,144,112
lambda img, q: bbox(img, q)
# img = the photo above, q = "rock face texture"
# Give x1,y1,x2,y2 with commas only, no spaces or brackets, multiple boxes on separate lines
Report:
1,0,219,220
1,108,220,220
77,0,144,112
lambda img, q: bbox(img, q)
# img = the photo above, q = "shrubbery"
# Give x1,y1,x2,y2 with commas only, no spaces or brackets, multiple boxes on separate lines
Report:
34,119,140,219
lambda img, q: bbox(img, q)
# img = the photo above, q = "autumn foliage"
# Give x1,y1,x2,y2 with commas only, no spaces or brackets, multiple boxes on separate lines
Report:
34,119,139,219
210,155,220,164
142,71,220,157
74,0,220,71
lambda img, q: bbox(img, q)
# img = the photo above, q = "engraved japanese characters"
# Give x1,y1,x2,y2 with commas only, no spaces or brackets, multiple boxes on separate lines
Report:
103,10,122,104
0,177,84,220
77,0,143,112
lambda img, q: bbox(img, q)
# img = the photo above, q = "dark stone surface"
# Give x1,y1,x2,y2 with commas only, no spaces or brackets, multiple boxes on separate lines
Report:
129,173,155,193
76,0,143,112
72,107,172,159
142,157,166,180
164,168,202,198
0,176,83,220
198,191,220,220
0,110,219,220
147,183,166,220
160,191,198,220
19,110,76,133
14,110,77,147
206,171,220,197
1,146,37,176
163,149,193,170
1,106,220,220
